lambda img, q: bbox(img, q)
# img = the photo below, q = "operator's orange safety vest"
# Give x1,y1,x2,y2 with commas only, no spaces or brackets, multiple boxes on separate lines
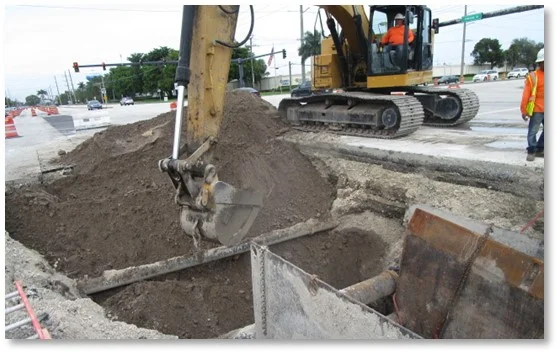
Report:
381,25,415,46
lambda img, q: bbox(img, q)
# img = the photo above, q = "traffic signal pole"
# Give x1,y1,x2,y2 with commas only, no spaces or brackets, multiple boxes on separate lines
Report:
72,50,286,72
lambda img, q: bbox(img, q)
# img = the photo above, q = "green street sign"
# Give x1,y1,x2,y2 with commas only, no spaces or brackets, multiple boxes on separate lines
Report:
461,13,483,22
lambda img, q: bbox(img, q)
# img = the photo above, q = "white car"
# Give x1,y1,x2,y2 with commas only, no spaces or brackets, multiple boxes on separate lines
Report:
120,97,134,106
472,70,499,82
507,68,529,79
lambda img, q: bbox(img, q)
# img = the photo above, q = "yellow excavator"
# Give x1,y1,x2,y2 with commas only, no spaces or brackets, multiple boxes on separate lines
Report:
159,5,480,246
279,5,480,138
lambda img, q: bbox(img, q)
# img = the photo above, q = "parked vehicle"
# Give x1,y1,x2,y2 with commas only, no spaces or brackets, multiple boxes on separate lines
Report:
120,97,134,106
87,100,102,110
232,87,261,97
438,75,459,84
290,81,313,98
472,70,499,82
507,68,529,79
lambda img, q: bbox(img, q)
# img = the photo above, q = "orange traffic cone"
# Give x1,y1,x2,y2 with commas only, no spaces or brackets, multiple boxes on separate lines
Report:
31,108,37,116
170,102,177,110
5,116,20,138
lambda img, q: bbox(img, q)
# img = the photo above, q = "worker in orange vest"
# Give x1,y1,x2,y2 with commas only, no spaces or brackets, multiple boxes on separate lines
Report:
381,13,415,51
380,13,414,70
520,47,544,161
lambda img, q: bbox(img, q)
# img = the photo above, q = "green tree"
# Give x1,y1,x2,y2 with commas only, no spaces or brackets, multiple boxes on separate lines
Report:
158,49,180,97
298,30,321,66
141,46,175,96
83,76,103,101
471,38,505,69
25,95,40,106
5,97,19,107
504,44,521,70
509,37,543,69
58,91,72,105
128,53,145,96
37,89,48,102
108,66,136,98
74,82,88,103
229,45,269,87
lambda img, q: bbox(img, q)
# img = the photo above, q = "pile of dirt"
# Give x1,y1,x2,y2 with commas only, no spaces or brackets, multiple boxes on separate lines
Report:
5,92,335,279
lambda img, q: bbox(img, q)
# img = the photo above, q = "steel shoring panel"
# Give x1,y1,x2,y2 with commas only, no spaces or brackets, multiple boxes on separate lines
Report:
250,244,421,339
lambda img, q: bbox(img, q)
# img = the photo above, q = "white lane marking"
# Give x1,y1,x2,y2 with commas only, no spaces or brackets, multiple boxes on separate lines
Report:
476,108,518,116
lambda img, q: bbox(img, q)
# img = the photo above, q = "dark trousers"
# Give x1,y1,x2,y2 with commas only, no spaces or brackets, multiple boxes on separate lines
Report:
527,112,544,154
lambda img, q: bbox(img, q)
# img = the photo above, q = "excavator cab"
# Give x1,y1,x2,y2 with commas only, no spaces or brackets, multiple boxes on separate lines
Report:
369,5,433,75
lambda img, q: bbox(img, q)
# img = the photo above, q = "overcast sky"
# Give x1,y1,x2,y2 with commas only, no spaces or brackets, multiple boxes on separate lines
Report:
3,1,546,102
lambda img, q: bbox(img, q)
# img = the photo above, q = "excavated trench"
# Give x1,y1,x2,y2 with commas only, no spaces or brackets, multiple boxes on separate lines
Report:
4,92,544,339
87,227,394,339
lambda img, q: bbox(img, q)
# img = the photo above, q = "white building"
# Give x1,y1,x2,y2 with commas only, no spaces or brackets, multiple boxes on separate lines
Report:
228,71,313,92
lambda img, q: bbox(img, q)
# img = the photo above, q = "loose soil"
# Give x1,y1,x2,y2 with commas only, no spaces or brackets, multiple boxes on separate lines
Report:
5,92,336,280
92,227,390,339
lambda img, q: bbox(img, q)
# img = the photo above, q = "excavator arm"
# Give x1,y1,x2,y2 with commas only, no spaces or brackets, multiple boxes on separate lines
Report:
159,5,262,247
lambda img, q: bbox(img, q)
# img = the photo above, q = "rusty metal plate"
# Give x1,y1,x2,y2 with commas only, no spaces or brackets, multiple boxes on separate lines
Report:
395,207,544,339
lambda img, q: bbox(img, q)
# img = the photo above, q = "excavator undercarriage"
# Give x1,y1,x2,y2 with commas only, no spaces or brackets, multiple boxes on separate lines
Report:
278,86,480,138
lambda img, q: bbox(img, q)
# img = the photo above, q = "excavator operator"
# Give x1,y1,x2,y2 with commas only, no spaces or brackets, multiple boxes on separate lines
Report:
381,13,414,54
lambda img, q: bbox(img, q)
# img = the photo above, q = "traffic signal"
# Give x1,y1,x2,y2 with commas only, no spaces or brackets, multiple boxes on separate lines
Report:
73,62,80,73
102,62,106,71
282,49,287,59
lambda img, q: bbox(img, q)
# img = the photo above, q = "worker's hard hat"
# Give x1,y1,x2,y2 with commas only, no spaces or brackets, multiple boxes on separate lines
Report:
395,13,405,20
535,48,544,63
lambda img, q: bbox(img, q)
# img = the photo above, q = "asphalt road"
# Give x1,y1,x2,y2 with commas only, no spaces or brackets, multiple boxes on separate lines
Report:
4,78,542,183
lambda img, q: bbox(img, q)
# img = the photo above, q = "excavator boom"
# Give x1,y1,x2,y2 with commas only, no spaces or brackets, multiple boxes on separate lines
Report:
159,5,262,247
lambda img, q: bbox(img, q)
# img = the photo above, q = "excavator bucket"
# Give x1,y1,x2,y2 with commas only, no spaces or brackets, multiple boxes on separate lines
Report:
180,181,263,246
395,205,544,339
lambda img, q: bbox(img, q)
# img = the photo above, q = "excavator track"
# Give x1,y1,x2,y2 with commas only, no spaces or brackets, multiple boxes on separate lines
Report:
278,92,425,139
407,86,480,127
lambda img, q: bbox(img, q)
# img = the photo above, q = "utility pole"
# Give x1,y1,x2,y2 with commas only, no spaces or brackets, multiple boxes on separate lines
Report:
237,58,245,88
101,75,107,104
49,86,56,103
249,35,255,88
300,5,305,84
54,76,62,105
460,5,467,83
67,69,78,104
273,51,277,91
64,71,72,104
288,61,293,90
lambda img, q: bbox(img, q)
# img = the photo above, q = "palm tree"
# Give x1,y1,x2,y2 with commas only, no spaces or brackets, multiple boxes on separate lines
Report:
298,30,322,67
37,89,48,101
